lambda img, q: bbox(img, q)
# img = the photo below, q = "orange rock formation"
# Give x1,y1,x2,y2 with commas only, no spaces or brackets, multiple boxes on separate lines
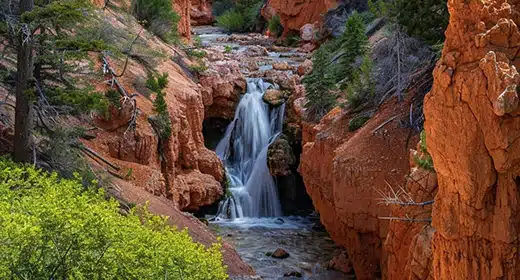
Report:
297,98,416,279
424,0,520,278
262,0,338,36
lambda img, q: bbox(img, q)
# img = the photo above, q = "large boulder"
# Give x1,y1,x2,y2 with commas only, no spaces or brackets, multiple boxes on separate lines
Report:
263,89,289,107
267,137,295,176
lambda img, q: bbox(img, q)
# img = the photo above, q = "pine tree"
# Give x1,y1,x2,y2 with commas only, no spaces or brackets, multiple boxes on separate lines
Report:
336,13,369,85
302,48,336,122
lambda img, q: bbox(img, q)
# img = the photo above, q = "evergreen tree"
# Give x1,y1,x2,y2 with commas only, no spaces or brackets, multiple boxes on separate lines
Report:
302,48,336,122
335,13,369,85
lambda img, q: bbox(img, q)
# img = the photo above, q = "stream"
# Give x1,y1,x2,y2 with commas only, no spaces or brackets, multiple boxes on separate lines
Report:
194,26,351,279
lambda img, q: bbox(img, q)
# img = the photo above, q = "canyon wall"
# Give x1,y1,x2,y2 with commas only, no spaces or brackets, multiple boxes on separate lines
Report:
424,0,520,278
174,0,192,40
191,0,213,25
262,0,338,36
297,98,416,279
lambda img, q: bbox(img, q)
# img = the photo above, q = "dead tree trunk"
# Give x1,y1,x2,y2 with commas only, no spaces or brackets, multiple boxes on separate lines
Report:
13,0,35,163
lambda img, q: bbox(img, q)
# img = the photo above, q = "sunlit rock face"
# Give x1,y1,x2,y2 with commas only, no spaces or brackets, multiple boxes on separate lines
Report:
424,0,520,279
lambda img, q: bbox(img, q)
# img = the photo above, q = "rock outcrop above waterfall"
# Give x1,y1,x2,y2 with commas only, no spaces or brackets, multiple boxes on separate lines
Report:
84,4,225,212
298,98,417,278
191,0,213,25
424,0,520,278
262,0,338,36
200,60,247,120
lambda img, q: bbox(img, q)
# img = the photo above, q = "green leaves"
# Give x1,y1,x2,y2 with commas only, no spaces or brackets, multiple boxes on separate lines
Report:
132,0,180,43
147,73,172,140
0,158,227,279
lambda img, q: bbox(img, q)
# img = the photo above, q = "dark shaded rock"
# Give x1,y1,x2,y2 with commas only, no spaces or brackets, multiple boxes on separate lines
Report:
275,218,285,224
267,138,296,177
283,271,302,277
272,248,290,259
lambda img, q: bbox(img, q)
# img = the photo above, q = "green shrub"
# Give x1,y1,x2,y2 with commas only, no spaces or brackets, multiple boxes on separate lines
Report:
132,0,180,43
414,130,434,171
282,34,301,47
0,158,227,279
216,0,263,32
349,115,370,131
146,72,169,93
187,49,207,58
189,63,208,74
47,87,110,116
268,15,283,37
105,89,121,107
224,45,233,53
193,36,203,48
216,10,247,32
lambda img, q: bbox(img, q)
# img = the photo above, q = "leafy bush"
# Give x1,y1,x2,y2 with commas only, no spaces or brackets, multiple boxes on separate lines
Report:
0,158,227,279
224,45,233,53
268,15,283,37
414,130,434,171
47,87,110,116
216,0,263,32
302,47,336,122
187,49,207,58
349,115,370,131
189,63,209,74
216,10,247,32
132,0,180,43
146,72,169,93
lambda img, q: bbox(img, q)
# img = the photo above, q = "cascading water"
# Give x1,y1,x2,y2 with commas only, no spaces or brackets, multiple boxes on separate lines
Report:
215,78,285,219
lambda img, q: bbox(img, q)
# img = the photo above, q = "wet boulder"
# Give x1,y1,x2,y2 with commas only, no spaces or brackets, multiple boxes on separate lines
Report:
271,248,290,259
263,89,289,107
267,137,295,176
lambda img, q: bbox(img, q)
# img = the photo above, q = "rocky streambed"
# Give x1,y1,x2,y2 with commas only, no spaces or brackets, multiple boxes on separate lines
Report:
211,217,351,280
194,26,351,279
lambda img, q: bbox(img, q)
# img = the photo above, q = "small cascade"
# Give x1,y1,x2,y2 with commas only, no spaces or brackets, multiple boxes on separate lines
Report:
215,78,285,219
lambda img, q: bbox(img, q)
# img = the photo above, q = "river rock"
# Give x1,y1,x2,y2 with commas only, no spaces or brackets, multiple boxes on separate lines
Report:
300,23,317,42
263,89,288,107
297,59,313,76
244,45,269,57
267,137,295,176
271,248,290,259
283,271,302,277
272,61,290,71
327,250,353,274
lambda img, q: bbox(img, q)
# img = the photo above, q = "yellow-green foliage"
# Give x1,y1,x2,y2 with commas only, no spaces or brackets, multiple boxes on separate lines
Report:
0,158,227,280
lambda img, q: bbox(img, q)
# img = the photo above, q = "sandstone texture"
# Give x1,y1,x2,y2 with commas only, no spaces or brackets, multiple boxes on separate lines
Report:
191,0,213,25
298,98,417,279
85,5,224,212
424,0,520,279
199,60,247,120
383,141,437,280
262,0,338,36
173,0,192,40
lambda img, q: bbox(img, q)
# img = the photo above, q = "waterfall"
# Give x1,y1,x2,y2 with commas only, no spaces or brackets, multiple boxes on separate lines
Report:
215,78,285,219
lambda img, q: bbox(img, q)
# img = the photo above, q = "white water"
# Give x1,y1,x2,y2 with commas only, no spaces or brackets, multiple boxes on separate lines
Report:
215,78,285,219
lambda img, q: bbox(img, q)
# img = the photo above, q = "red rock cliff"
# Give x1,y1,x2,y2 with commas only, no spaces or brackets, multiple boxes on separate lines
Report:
424,0,520,279
297,98,416,279
191,0,213,25
174,0,192,40
262,0,338,36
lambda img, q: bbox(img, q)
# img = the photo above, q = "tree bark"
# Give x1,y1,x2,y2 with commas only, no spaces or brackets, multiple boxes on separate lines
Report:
13,0,35,163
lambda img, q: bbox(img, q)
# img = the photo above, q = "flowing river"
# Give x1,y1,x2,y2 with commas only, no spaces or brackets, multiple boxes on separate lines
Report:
194,26,351,279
